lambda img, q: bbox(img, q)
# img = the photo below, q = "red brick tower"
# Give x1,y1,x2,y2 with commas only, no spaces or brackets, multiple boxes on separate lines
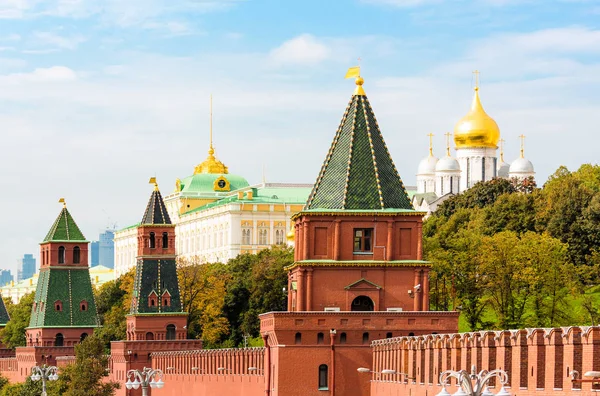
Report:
259,70,459,396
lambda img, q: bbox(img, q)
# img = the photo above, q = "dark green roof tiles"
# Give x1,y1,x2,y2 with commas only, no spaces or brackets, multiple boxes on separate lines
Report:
28,268,99,328
43,207,86,242
306,93,413,211
0,293,9,326
130,258,184,314
141,189,171,225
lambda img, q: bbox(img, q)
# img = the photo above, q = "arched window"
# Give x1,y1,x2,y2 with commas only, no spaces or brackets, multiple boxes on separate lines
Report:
162,232,168,248
166,324,176,340
340,332,347,344
73,246,80,264
80,333,88,342
58,246,65,264
362,332,369,345
54,333,64,347
295,332,302,345
318,365,328,390
146,332,154,341
149,232,156,249
317,332,324,345
351,296,374,312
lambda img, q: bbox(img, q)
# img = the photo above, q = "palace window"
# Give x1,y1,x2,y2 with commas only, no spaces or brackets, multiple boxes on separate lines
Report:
73,246,80,264
242,229,252,245
353,229,373,253
318,365,328,390
275,229,285,245
259,229,268,245
162,232,168,249
58,246,65,264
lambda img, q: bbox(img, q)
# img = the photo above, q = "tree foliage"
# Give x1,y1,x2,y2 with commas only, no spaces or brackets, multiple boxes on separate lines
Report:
1,292,34,348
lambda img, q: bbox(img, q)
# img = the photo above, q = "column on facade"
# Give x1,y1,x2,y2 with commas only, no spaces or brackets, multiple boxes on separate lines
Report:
294,223,301,261
422,268,430,311
416,222,423,260
333,220,341,261
297,269,305,311
302,220,309,260
386,221,393,261
287,273,292,311
306,269,313,311
413,269,422,311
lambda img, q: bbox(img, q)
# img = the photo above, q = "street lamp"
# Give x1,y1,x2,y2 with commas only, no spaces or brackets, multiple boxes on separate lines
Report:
436,365,510,396
125,367,164,396
30,365,59,396
357,367,397,381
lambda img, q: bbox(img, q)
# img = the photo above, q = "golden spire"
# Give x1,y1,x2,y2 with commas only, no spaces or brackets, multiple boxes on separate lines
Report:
427,133,434,156
58,198,66,208
345,65,365,96
519,134,526,158
499,138,505,162
453,70,500,149
444,132,452,157
149,177,159,191
193,95,229,175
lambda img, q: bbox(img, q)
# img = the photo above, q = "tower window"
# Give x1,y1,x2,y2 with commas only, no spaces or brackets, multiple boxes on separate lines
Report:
166,324,176,340
73,246,80,264
149,232,156,249
317,332,324,344
55,300,62,312
340,332,347,344
362,332,370,344
318,365,328,390
80,300,88,311
58,246,65,264
162,232,168,248
295,332,302,345
353,229,373,253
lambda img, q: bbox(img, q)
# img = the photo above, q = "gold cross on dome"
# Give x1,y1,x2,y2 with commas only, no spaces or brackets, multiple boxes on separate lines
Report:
473,70,480,89
519,134,526,158
444,132,452,156
427,133,434,156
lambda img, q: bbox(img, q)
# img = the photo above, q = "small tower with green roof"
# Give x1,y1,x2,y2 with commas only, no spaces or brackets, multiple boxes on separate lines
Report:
126,178,187,341
26,199,99,347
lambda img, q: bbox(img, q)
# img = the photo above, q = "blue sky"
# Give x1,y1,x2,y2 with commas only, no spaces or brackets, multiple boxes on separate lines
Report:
1,0,599,274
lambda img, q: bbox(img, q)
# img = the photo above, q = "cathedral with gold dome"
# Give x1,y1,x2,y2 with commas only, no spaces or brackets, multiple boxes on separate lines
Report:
113,99,311,277
412,73,535,215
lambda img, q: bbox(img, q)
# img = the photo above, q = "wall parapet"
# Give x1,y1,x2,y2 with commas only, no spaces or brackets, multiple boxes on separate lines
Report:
370,326,600,396
151,347,265,376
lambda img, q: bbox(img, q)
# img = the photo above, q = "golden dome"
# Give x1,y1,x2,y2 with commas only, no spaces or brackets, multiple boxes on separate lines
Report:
286,223,295,242
454,87,500,149
193,146,229,175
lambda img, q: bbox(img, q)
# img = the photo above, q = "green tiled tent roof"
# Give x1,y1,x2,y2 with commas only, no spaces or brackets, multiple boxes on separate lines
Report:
305,91,413,211
0,293,9,326
179,173,249,194
142,189,171,225
130,259,184,314
43,207,86,242
28,268,99,328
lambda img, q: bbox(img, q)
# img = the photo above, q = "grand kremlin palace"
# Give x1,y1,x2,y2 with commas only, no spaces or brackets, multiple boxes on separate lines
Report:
113,142,313,277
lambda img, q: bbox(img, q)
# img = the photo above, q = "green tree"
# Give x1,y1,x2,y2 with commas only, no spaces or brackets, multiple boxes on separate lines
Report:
93,270,134,350
435,178,516,218
1,292,34,348
61,335,119,396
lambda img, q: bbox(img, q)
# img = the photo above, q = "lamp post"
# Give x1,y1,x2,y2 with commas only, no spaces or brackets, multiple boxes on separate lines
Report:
436,365,510,396
357,367,397,380
30,365,59,396
125,367,164,396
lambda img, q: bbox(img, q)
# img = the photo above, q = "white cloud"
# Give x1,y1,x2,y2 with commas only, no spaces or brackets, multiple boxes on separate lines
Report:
33,31,85,50
269,34,331,67
1,65,77,82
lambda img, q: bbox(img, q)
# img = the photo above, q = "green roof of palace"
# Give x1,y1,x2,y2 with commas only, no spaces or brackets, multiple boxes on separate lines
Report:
181,185,312,217
43,207,86,242
305,92,413,211
179,173,250,194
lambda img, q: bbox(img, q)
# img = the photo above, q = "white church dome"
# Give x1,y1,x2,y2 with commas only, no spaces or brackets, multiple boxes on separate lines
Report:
417,155,438,175
498,161,510,178
509,157,534,174
435,156,460,172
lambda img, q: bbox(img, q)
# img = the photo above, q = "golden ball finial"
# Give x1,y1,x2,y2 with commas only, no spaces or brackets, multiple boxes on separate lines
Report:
355,76,364,86
286,224,295,242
